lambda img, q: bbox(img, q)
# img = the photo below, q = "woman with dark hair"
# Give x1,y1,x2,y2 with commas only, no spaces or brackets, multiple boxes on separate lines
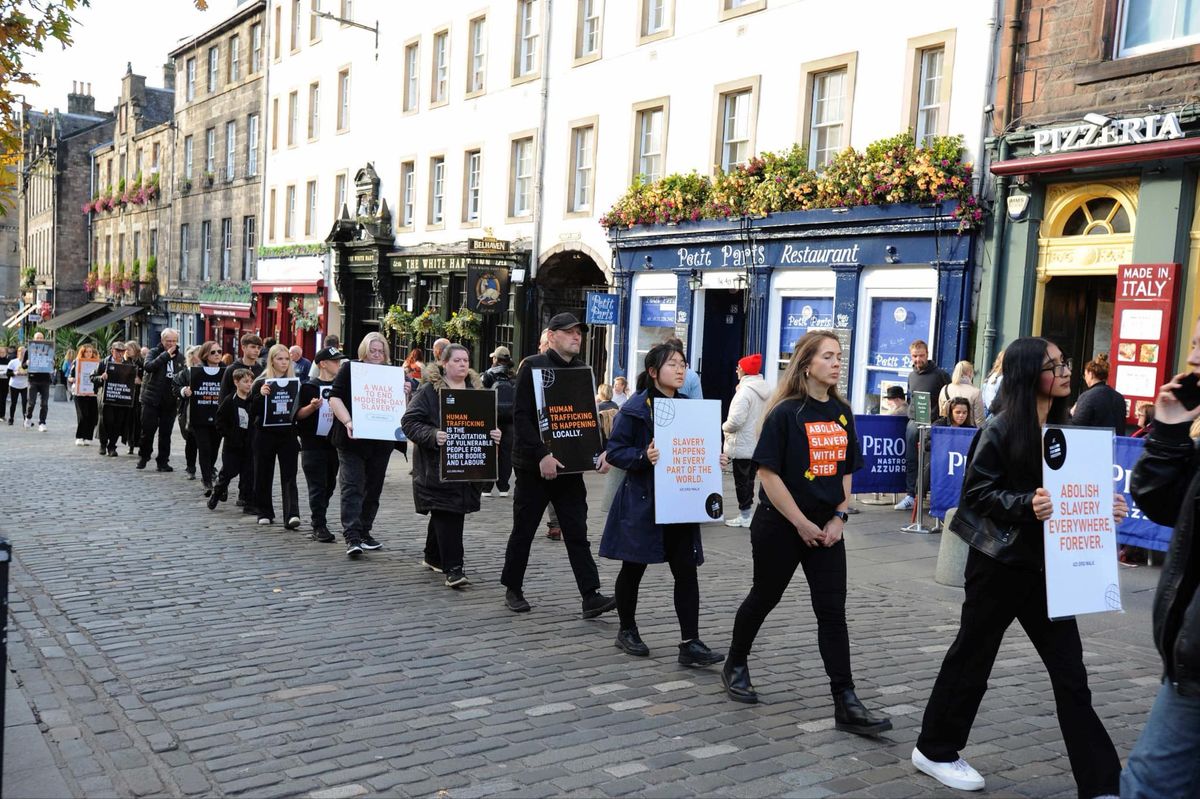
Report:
1071,353,1127,433
600,342,727,666
721,330,892,736
177,341,226,493
911,337,1124,796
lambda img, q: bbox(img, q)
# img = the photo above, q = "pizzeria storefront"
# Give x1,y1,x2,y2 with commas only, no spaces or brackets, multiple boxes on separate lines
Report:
984,109,1200,424
608,203,973,415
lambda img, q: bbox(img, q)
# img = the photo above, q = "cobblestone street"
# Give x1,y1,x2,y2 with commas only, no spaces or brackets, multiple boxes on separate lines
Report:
2,404,1167,797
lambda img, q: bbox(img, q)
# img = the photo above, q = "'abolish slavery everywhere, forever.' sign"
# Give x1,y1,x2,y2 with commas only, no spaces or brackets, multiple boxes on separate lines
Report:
533,367,603,474
440,388,497,482
1041,426,1122,618
350,362,407,441
652,398,724,524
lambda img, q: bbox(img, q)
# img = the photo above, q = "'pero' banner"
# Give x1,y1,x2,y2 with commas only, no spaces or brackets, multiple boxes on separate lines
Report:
652,398,724,524
850,415,907,493
930,426,977,518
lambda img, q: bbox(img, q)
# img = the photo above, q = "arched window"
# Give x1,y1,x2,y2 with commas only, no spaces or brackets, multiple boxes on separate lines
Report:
1060,197,1132,236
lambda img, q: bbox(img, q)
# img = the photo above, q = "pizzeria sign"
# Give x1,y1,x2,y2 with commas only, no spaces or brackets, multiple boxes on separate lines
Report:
1032,111,1184,156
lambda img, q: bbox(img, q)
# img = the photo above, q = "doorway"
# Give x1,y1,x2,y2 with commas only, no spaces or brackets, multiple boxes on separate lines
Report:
537,249,609,386
1040,275,1115,401
699,288,746,418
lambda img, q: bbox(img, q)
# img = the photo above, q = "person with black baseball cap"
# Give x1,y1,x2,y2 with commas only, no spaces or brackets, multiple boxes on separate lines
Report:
500,312,617,617
294,346,347,543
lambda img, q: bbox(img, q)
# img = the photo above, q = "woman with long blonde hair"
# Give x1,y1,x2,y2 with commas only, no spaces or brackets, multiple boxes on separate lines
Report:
71,343,101,445
249,344,301,528
722,330,891,737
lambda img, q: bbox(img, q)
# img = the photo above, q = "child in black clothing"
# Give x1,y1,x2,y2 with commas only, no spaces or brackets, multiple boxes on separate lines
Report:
208,368,255,510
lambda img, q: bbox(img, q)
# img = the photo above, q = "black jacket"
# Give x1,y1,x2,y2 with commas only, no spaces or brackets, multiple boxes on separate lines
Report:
140,345,186,408
401,379,483,515
512,349,588,471
216,392,253,447
907,364,951,422
1129,420,1200,696
1072,382,1127,433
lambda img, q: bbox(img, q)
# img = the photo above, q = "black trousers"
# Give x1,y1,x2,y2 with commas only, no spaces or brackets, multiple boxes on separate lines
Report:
0,380,8,417
254,429,300,522
182,418,197,472
193,427,221,485
915,547,1120,798
235,428,256,504
731,458,759,512
7,387,25,421
728,504,854,695
300,447,339,528
483,421,515,492
423,510,466,572
501,469,600,596
215,441,252,494
26,381,50,424
336,441,392,541
74,396,98,440
101,405,129,451
139,402,176,465
615,524,700,640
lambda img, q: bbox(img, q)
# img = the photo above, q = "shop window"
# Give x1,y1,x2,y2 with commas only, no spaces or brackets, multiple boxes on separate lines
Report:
1117,0,1200,57
636,295,676,364
778,296,834,371
863,297,932,409
1062,198,1132,236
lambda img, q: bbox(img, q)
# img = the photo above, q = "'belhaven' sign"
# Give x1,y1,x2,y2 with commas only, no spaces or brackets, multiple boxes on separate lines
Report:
1032,112,1184,156
469,237,511,254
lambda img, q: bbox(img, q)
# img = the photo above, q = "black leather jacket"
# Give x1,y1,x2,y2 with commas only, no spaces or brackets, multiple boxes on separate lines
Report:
140,345,186,408
1130,420,1200,696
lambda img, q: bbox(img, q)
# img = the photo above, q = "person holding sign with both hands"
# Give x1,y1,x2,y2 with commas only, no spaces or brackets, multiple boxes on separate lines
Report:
177,342,226,495
402,343,501,588
250,344,302,529
294,347,346,544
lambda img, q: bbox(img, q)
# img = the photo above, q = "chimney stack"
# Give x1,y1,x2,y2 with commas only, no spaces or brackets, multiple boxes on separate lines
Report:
67,79,95,115
163,61,176,92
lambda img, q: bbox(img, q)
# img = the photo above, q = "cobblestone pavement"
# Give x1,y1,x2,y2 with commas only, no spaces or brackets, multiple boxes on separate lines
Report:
2,404,1167,798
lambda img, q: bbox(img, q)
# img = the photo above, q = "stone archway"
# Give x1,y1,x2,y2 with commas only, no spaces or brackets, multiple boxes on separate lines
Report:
536,244,609,382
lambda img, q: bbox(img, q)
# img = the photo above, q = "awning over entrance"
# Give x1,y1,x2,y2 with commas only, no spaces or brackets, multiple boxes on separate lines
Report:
2,304,36,329
199,303,253,319
990,137,1200,176
250,279,322,294
75,304,144,334
40,301,110,332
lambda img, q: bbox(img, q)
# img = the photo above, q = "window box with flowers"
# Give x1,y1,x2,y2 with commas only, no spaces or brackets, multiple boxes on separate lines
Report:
289,297,321,331
84,271,99,292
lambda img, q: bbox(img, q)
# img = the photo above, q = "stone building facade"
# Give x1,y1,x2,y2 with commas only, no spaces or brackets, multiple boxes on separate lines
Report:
169,0,267,351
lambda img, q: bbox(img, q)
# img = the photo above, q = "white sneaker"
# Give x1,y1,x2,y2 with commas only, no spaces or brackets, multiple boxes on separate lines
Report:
75,439,83,446
487,487,497,499
725,515,750,528
257,517,272,525
23,419,31,428
498,490,509,497
81,439,91,446
894,495,915,510
38,423,47,432
911,747,984,791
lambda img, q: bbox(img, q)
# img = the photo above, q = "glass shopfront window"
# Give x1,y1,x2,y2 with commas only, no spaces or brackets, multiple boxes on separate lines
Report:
863,296,932,411
778,296,834,372
636,294,676,366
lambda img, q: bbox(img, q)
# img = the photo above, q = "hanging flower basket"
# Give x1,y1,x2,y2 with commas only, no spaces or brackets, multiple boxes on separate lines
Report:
445,307,482,342
288,297,320,331
383,304,414,336
411,306,443,338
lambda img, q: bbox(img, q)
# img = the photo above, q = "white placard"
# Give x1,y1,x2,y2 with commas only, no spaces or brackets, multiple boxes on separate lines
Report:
1114,364,1159,398
1119,308,1163,339
316,385,334,436
652,398,725,524
349,362,407,441
1041,426,1122,618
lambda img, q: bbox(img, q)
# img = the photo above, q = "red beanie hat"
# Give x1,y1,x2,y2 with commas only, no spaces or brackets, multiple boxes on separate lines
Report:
738,354,762,375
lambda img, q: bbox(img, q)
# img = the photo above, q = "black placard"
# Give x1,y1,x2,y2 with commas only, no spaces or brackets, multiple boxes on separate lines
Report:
103,362,136,407
189,366,225,427
533,367,604,474
466,264,510,315
262,378,300,427
439,388,498,482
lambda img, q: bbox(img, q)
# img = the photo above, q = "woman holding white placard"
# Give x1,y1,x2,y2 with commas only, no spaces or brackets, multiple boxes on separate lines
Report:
912,337,1124,796
249,344,301,529
600,342,726,668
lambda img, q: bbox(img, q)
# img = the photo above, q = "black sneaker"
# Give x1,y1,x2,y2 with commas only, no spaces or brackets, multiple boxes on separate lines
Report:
156,464,174,473
360,534,382,550
136,459,148,470
108,449,118,457
615,628,650,657
345,539,363,557
310,526,335,543
235,498,246,507
678,639,725,668
505,589,531,613
581,592,617,619
445,568,470,588
206,491,221,511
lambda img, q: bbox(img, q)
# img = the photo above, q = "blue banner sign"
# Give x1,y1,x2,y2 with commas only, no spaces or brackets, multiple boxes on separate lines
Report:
780,297,834,359
929,426,977,519
850,414,907,494
639,296,676,328
586,292,618,325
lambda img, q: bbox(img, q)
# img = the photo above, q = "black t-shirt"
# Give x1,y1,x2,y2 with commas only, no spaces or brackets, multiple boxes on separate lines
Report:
220,360,264,400
295,378,335,449
752,395,863,517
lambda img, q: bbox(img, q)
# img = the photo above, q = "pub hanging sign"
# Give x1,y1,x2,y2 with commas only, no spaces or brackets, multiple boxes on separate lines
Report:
466,264,511,315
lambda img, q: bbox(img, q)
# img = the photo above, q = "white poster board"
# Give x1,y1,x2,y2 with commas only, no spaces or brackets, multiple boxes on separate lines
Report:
315,385,334,436
1041,425,1122,618
652,397,725,524
350,362,407,441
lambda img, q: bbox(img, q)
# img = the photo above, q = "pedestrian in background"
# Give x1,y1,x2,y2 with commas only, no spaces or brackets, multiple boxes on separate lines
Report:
882,385,908,416
250,344,301,528
0,343,9,422
289,345,312,382
939,361,984,427
612,376,630,406
403,346,425,381
1071,353,1127,433
6,346,27,424
981,349,1004,418
596,383,619,412
123,340,143,454
481,345,516,498
896,340,950,511
722,331,891,739
911,337,1122,795
722,353,769,528
295,346,345,543
601,342,726,667
220,334,264,513
70,343,100,446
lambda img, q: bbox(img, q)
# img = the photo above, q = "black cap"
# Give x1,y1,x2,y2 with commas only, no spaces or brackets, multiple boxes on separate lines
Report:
547,312,587,333
885,385,906,400
314,347,346,364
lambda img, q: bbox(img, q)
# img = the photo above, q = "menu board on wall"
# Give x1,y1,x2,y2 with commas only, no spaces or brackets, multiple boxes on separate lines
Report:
1109,263,1179,426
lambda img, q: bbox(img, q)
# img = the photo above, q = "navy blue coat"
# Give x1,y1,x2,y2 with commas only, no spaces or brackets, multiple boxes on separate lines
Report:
599,390,704,566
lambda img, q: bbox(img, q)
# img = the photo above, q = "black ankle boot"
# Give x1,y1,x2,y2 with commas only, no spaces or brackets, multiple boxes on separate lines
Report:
678,639,724,667
721,660,757,703
615,628,649,657
833,689,893,736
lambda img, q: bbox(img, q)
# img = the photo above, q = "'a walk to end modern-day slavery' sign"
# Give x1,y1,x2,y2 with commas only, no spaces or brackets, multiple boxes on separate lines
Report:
533,367,603,473
652,398,723,524
1041,426,1121,618
440,388,497,482
350,362,408,441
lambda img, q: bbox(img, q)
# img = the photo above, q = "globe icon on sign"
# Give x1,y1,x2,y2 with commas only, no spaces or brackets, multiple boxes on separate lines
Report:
1105,584,1122,611
540,369,556,389
653,399,676,428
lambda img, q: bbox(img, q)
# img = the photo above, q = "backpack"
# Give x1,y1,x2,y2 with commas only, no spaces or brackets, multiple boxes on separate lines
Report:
494,373,516,423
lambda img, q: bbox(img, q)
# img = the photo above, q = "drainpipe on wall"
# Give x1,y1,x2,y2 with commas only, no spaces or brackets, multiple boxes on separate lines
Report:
529,0,553,282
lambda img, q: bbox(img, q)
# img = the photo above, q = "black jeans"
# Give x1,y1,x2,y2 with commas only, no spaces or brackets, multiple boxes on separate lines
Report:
100,405,128,451
73,396,98,440
423,510,466,572
731,458,759,512
0,380,8,417
139,401,177,465
615,524,700,640
337,441,393,542
215,441,252,494
728,504,854,695
7,387,25,421
235,428,256,504
484,421,514,493
915,547,1120,798
254,429,300,522
181,417,196,473
501,469,600,596
300,447,339,528
193,426,221,485
26,381,50,424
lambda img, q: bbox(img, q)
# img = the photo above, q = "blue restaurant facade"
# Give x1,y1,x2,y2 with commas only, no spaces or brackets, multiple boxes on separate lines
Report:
606,202,976,414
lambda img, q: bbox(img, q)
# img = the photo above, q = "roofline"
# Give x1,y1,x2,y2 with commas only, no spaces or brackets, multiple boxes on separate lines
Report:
168,0,266,59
